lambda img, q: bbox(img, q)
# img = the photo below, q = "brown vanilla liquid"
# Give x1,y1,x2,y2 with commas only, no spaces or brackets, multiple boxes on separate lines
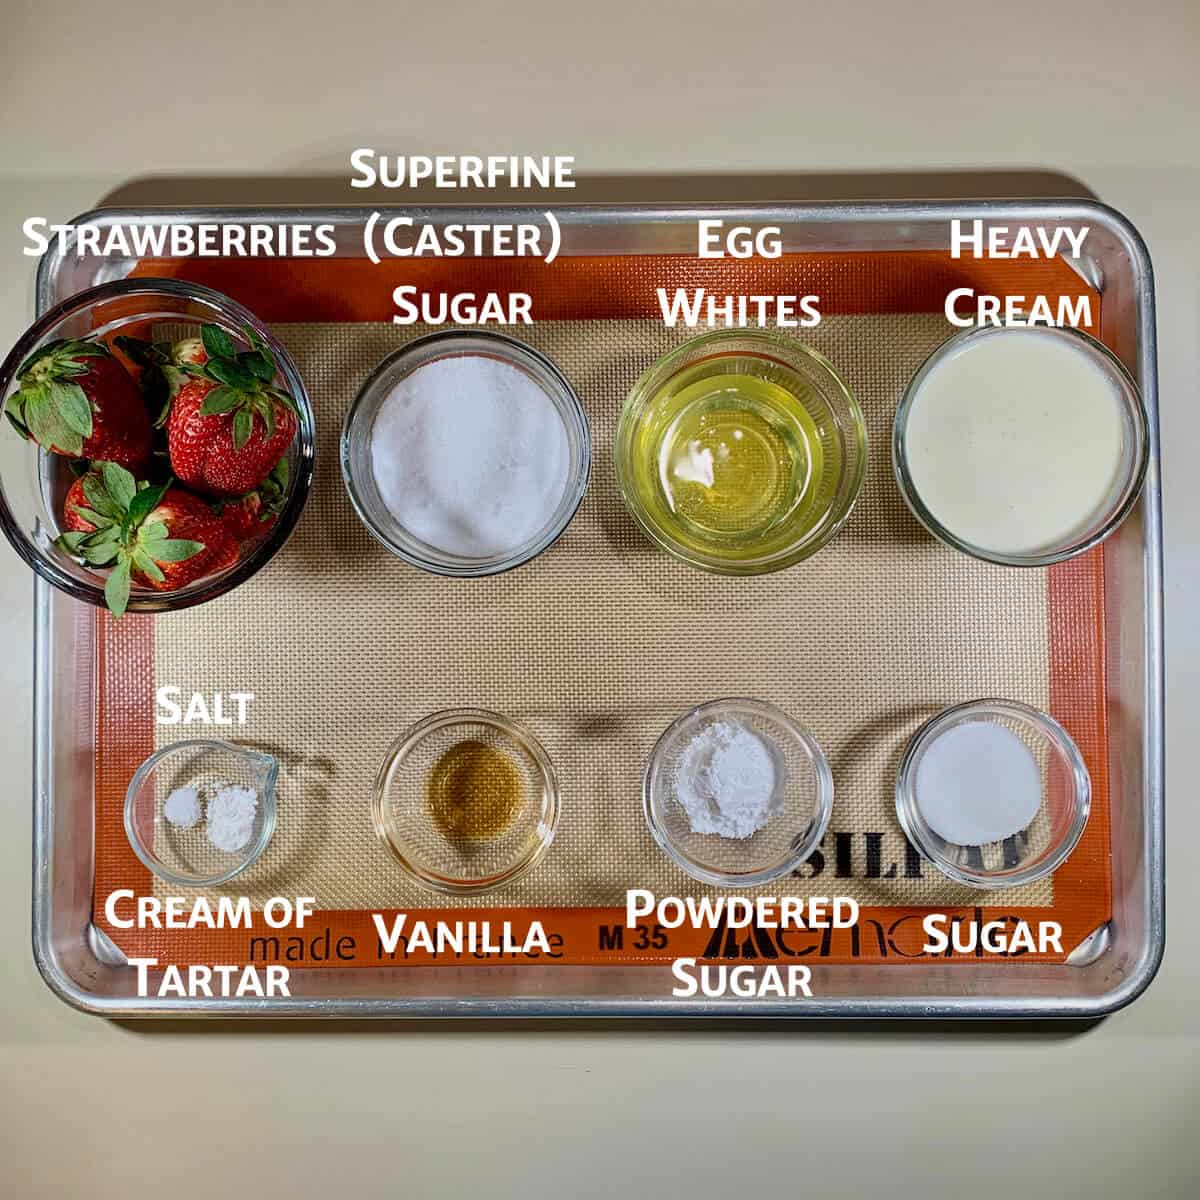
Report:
427,740,522,841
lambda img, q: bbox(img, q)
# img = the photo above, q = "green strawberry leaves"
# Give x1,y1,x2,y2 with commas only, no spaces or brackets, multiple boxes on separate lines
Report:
81,471,123,520
232,408,254,451
255,456,290,518
184,324,296,450
198,385,243,416
101,461,136,510
5,410,31,439
201,324,237,361
130,548,165,584
81,535,122,566
105,559,132,619
205,356,257,390
242,330,277,383
244,352,275,382
53,461,205,619
54,381,93,437
126,479,169,526
12,379,90,457
7,339,102,456
16,338,106,379
142,537,204,562
56,530,91,554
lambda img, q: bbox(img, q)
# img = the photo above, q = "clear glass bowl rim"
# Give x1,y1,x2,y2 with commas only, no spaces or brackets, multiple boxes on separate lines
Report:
894,697,1092,889
122,738,280,887
340,329,592,578
371,706,561,895
641,697,835,888
0,276,316,612
891,323,1150,567
614,328,869,576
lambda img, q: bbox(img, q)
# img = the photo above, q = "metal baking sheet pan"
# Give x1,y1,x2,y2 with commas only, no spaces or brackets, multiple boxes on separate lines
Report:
30,202,1163,1016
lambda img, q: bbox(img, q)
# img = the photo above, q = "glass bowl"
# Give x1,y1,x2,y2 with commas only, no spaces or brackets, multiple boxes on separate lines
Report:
615,330,867,575
895,698,1091,889
642,698,834,887
372,708,560,894
0,278,315,613
893,324,1148,566
341,330,591,577
124,740,279,887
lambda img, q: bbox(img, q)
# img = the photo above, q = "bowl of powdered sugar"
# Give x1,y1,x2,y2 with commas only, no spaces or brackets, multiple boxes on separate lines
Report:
341,331,591,576
642,698,833,887
124,739,279,886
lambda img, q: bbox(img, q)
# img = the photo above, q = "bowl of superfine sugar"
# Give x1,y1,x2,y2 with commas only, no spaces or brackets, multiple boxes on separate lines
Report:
341,331,591,577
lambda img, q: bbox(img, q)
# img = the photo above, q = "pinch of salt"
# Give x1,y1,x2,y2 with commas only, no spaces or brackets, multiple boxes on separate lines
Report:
163,786,201,830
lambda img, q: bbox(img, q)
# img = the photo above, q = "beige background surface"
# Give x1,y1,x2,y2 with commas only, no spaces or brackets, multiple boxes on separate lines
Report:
1,1,1197,1196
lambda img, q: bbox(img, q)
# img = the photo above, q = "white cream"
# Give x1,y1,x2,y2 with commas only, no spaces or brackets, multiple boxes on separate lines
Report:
903,329,1130,556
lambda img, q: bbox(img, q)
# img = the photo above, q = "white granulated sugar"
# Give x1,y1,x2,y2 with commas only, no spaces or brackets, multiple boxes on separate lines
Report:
369,354,571,558
674,720,780,839
163,786,201,829
914,721,1042,846
206,784,259,853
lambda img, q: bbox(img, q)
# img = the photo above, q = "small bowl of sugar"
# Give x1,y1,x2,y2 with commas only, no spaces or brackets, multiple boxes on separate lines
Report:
341,331,591,577
895,699,1091,889
642,698,834,888
124,739,279,887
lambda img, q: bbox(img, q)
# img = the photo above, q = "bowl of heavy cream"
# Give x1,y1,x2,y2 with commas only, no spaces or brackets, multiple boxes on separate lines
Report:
893,325,1148,565
341,331,591,576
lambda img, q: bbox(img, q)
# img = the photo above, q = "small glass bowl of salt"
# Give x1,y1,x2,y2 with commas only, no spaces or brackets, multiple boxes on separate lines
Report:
124,740,279,887
895,699,1091,889
643,699,834,888
342,330,591,577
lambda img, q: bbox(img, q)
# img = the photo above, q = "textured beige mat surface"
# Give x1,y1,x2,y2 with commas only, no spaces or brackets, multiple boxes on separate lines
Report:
153,315,1052,908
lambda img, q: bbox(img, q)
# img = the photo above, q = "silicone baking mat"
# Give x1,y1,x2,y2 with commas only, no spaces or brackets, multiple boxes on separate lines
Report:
90,253,1112,968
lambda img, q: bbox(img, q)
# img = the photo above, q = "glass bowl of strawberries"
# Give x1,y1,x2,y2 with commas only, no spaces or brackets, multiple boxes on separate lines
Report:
0,279,314,616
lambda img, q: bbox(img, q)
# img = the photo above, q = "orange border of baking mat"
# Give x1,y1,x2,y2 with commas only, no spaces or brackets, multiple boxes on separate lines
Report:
90,251,1111,968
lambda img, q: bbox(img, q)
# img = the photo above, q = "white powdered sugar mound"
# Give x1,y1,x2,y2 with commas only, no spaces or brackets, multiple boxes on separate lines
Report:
674,720,780,839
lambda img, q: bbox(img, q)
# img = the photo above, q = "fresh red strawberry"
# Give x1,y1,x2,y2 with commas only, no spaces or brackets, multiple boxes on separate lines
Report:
145,490,240,589
63,477,100,533
6,339,151,467
216,457,290,541
165,325,297,497
219,491,269,541
55,462,237,617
